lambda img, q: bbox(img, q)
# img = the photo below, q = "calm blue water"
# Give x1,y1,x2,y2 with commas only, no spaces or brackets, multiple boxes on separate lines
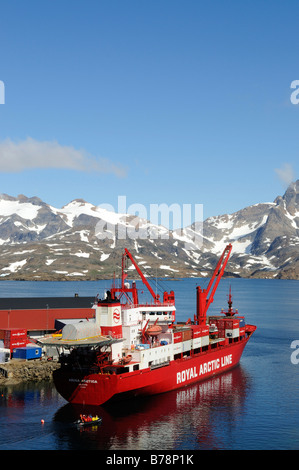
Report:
0,277,299,451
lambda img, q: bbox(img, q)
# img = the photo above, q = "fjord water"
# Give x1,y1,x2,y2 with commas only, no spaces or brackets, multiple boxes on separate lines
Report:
0,277,299,450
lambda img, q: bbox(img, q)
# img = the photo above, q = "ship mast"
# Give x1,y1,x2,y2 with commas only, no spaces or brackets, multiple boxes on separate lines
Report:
228,285,233,315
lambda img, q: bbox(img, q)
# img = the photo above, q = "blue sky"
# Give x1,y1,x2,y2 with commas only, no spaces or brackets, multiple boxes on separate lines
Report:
0,0,298,227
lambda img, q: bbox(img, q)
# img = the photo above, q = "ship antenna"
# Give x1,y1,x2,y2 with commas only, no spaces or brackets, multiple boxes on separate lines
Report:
228,285,233,315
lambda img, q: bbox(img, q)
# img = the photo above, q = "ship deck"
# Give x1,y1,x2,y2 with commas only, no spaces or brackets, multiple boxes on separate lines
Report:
37,335,117,349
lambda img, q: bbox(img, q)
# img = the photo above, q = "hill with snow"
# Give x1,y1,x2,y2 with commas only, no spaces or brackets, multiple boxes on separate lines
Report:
0,181,298,280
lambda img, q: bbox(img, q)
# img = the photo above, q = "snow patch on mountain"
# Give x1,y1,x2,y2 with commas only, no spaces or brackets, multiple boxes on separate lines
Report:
0,182,298,279
0,198,41,219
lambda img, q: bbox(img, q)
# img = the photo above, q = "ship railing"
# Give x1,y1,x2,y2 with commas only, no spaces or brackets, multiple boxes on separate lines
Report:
120,302,175,309
150,360,170,370
245,324,257,334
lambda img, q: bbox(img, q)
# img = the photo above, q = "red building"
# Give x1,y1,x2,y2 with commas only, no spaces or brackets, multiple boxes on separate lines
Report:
0,296,96,334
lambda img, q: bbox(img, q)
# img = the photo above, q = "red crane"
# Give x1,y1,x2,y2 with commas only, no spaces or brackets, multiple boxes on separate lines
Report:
195,244,232,325
123,248,160,303
110,248,175,306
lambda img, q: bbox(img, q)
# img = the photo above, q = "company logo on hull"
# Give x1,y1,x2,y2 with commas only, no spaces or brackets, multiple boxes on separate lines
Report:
113,308,121,324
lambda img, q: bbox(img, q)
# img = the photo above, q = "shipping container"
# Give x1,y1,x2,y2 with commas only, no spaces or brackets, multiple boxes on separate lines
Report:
190,325,201,337
191,329,202,338
201,335,210,347
225,328,240,339
217,319,226,329
8,339,27,350
192,337,202,349
181,329,192,341
173,331,183,343
217,328,225,338
173,342,183,354
191,325,209,337
0,328,27,351
200,326,210,337
217,318,240,329
12,345,42,360
182,340,192,352
0,328,27,339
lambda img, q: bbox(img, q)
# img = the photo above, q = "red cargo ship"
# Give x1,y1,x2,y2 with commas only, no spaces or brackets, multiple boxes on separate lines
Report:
41,244,256,406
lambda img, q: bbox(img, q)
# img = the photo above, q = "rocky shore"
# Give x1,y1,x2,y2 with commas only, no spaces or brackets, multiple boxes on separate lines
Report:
0,359,61,385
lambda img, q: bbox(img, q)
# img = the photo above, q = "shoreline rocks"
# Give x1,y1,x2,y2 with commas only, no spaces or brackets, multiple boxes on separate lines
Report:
0,359,61,385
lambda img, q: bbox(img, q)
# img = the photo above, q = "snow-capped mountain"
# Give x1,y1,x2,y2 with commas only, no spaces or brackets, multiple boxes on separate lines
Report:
0,181,298,280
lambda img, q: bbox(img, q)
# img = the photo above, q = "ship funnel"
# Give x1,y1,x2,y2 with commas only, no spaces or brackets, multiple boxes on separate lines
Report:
95,292,122,339
196,286,207,325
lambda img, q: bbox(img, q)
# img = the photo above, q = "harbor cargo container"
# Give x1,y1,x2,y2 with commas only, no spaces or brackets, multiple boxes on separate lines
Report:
12,345,42,360
0,328,27,351
201,335,210,347
182,340,192,352
192,337,202,349
225,328,240,339
181,329,192,341
173,342,183,354
239,327,246,337
173,331,182,343
0,328,27,340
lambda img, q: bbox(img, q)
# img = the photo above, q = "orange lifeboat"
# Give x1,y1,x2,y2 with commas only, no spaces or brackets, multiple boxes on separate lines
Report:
119,354,132,365
146,325,162,336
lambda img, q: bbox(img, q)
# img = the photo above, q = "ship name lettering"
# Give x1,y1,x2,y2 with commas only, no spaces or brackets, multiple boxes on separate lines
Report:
221,354,232,367
175,354,234,385
68,378,97,384
199,358,220,376
176,366,198,384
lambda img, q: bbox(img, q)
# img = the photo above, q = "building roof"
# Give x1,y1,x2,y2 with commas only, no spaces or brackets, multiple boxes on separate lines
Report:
0,296,97,311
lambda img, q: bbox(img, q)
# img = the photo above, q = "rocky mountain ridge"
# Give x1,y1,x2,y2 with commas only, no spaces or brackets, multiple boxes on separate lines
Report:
0,181,298,280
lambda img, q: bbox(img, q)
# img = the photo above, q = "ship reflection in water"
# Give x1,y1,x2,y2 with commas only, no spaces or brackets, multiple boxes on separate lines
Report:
53,364,251,450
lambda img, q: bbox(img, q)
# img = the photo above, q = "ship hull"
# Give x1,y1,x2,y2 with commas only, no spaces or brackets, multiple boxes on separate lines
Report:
53,338,249,406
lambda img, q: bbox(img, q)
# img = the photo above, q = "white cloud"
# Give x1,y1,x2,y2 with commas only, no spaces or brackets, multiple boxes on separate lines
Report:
275,163,295,186
0,137,127,177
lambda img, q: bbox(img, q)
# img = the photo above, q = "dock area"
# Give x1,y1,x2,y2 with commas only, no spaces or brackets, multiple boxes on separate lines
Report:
0,359,60,385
